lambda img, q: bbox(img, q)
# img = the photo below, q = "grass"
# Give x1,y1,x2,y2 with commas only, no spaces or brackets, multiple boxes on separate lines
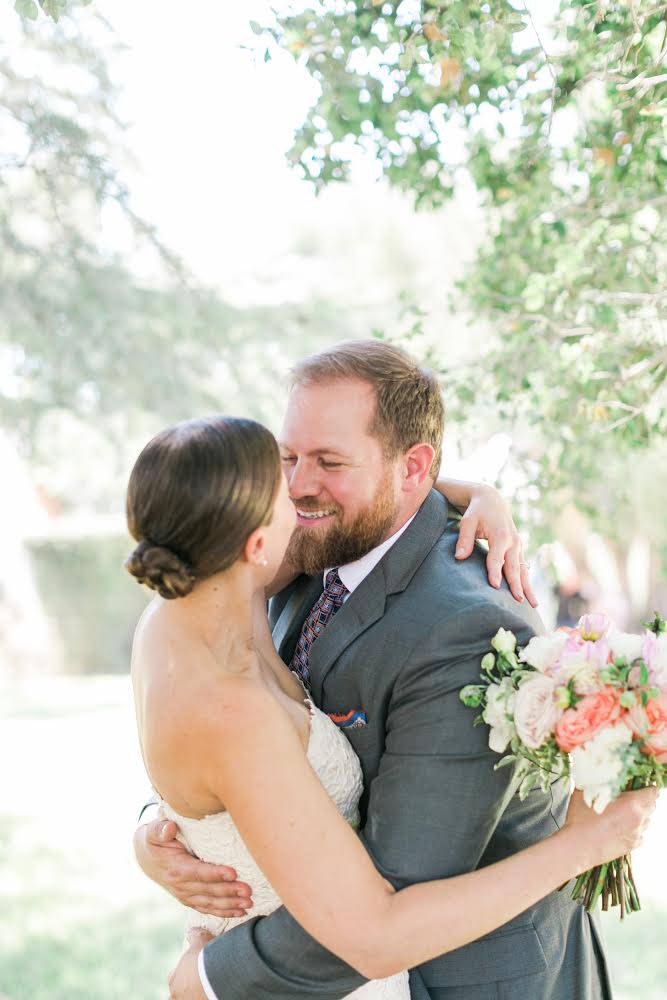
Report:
1,675,665,999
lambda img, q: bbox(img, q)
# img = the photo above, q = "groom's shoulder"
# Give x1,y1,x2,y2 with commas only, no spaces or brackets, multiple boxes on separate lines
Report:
403,517,543,638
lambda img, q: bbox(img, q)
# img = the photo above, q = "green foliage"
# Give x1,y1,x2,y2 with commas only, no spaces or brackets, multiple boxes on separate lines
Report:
13,0,91,22
2,11,363,470
264,1,667,522
1,13,240,443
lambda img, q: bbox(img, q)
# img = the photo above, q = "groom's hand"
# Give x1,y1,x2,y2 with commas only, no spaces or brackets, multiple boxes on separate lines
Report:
168,928,213,1000
134,819,253,918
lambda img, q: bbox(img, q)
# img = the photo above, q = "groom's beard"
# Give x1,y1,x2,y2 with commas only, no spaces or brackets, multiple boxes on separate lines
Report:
285,471,398,577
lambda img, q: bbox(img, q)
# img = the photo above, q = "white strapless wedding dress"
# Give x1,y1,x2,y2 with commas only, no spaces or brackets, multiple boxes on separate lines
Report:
159,700,409,1000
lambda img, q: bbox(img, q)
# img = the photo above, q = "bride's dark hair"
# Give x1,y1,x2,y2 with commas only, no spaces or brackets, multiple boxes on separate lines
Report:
124,415,282,599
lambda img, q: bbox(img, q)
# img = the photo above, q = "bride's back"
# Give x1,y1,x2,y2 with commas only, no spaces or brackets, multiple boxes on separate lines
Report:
131,598,256,820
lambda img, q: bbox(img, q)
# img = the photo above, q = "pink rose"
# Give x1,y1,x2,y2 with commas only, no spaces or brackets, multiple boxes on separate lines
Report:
554,688,623,752
514,675,561,749
627,692,667,763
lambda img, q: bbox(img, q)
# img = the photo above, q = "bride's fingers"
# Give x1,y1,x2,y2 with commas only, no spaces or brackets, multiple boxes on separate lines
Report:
455,512,478,560
180,861,240,884
181,879,252,899
521,562,539,608
186,896,251,917
501,545,524,603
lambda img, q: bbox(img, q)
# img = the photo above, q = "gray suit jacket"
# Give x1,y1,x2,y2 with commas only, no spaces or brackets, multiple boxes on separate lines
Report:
203,491,612,1000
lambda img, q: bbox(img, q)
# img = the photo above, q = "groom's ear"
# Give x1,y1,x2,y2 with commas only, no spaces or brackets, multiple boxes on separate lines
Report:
401,443,436,491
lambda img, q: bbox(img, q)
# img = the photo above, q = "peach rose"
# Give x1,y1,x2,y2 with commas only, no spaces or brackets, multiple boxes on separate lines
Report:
554,688,623,752
627,692,667,763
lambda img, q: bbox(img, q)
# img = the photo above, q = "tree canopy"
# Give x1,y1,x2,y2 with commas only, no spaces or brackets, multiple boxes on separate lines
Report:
2,6,243,446
260,0,667,524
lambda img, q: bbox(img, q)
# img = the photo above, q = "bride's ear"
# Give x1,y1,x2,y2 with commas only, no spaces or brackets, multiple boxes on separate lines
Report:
243,527,269,568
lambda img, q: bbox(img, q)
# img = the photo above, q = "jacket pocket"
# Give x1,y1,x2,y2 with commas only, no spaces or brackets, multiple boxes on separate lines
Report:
419,924,547,988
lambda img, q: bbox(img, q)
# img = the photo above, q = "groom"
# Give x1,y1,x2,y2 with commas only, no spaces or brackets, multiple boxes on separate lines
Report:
141,340,611,1000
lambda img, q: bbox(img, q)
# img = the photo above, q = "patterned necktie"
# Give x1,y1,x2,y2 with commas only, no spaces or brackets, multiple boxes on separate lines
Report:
290,569,348,689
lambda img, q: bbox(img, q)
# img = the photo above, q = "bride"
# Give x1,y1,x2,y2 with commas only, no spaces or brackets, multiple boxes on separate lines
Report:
126,415,656,1000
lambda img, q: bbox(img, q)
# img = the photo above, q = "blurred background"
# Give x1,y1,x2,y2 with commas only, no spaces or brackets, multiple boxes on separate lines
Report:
1,1,666,997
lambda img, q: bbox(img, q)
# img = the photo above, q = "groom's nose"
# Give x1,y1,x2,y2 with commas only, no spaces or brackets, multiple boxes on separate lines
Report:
287,457,321,499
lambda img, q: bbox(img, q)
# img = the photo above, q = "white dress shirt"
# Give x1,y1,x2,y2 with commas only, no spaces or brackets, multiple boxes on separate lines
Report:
199,512,418,998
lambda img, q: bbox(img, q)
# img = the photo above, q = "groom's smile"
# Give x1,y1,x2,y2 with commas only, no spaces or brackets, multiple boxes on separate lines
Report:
278,378,403,575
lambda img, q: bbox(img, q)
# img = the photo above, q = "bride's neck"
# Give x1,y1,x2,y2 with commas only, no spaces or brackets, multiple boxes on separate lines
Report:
166,566,257,655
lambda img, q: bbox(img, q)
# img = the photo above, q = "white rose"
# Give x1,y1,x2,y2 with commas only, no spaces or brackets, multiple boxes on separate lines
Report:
483,679,516,753
514,674,559,748
608,631,644,663
491,628,517,655
571,722,633,814
518,632,568,672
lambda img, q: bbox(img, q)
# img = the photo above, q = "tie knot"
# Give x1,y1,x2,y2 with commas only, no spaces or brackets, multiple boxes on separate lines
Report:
324,568,347,598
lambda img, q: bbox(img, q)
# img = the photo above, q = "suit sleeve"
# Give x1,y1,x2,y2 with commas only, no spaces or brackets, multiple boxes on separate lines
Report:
201,603,536,999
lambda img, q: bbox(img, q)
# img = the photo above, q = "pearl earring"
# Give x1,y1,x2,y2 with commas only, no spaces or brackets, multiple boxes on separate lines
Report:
261,559,268,567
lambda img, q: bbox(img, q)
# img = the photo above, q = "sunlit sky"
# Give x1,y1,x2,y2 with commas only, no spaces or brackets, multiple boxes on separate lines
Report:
98,1,325,295
2,1,561,491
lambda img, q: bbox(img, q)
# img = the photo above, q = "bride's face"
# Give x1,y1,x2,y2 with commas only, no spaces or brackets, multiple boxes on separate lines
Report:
262,471,298,569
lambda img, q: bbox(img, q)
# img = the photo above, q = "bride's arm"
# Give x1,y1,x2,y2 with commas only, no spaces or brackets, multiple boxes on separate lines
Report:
266,477,536,605
202,679,655,981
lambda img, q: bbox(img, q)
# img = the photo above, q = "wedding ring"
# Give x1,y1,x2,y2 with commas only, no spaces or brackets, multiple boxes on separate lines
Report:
520,561,531,570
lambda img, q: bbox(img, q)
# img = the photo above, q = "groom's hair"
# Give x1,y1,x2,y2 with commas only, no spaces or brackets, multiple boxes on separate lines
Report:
289,340,444,479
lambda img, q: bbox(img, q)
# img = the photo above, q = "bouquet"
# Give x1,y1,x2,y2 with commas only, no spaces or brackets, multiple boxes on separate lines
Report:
460,611,667,917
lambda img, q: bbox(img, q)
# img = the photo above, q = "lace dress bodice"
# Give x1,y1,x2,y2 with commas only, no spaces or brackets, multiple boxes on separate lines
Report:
159,701,409,1000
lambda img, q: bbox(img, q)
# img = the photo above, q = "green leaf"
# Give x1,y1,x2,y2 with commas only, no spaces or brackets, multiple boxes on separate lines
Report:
15,0,39,19
494,754,517,770
249,20,264,35
519,772,540,799
40,0,64,19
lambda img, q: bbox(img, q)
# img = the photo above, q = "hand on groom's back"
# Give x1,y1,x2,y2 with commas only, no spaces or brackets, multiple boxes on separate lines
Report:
134,819,253,918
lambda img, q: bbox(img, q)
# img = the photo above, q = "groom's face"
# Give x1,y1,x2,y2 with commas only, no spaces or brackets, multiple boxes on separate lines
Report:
279,378,400,575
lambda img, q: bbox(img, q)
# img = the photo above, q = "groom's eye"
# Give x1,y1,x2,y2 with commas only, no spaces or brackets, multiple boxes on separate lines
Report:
320,459,342,468
280,454,296,464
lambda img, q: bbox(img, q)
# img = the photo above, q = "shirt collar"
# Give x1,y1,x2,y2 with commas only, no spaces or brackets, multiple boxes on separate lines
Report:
324,512,417,595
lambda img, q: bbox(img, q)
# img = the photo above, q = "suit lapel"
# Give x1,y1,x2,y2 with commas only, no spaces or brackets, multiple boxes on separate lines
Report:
272,490,454,697
272,575,323,665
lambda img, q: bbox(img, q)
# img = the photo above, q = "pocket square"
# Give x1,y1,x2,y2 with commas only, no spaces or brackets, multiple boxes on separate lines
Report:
328,709,367,729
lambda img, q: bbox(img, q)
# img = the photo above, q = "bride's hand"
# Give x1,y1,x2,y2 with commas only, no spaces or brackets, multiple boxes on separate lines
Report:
134,818,253,919
168,928,213,1000
435,478,538,607
564,787,659,873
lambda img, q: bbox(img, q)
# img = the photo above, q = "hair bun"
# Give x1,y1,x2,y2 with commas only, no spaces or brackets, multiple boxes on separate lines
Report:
124,539,195,600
